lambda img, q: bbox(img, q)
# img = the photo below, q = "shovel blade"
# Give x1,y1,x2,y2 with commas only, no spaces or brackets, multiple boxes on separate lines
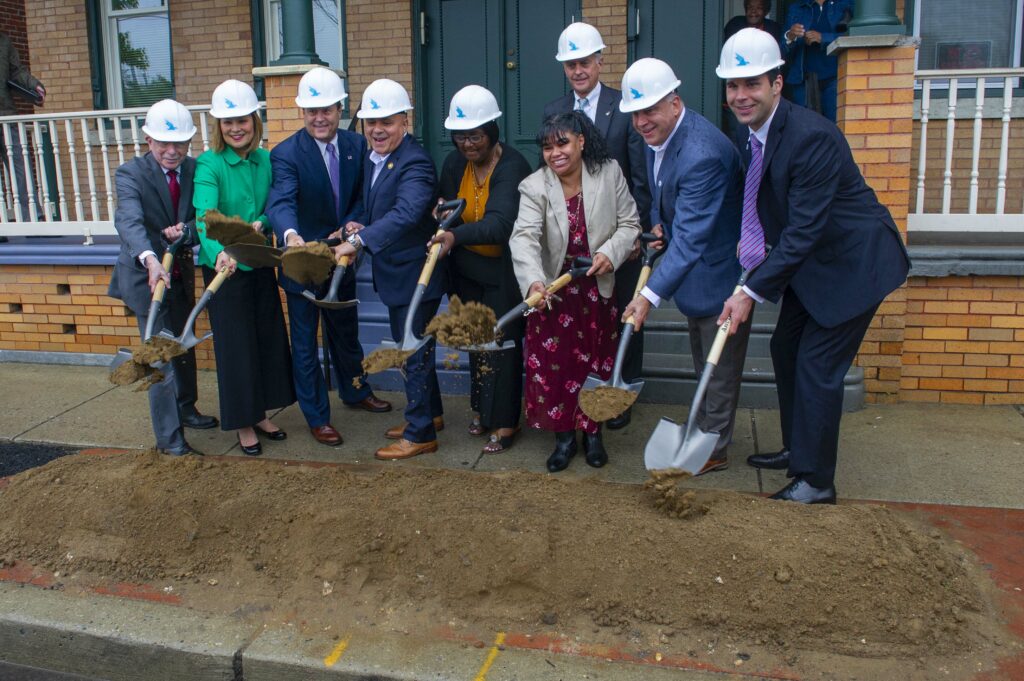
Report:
382,335,430,354
109,348,133,371
643,418,721,474
670,428,721,475
313,298,358,310
178,329,212,351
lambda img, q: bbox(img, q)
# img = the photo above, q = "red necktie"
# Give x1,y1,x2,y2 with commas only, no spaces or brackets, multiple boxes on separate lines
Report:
168,169,182,280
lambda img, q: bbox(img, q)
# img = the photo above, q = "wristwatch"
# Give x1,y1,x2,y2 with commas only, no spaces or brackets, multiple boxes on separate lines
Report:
346,234,363,251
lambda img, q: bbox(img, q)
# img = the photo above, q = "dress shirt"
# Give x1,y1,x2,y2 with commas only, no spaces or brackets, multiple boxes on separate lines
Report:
369,148,392,187
138,165,184,265
638,109,686,308
573,82,602,124
740,100,780,304
283,134,340,243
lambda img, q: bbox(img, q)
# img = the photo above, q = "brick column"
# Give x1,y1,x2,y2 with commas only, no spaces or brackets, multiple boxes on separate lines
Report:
831,35,918,403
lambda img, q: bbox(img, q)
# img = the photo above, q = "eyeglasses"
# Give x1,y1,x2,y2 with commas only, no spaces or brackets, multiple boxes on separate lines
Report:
453,133,485,145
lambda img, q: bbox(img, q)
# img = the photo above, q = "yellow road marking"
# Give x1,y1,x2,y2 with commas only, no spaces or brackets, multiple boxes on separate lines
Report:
323,633,352,667
473,632,506,681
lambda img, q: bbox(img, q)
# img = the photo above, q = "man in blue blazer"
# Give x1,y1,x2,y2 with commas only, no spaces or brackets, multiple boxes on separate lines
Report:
543,22,652,430
619,59,751,475
334,78,445,461
267,67,391,449
717,29,910,504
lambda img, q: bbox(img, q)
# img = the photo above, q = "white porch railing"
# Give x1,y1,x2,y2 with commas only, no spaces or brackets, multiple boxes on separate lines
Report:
0,104,260,244
910,68,1024,236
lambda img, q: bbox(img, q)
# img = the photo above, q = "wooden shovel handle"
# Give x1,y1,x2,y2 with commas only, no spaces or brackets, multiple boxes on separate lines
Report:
206,267,232,294
706,282,745,366
524,271,573,308
622,264,654,326
418,229,444,287
151,251,175,304
337,254,352,267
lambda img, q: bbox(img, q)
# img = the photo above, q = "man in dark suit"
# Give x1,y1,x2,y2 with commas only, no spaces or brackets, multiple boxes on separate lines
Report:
716,29,910,503
619,58,751,476
335,78,444,461
267,67,392,448
542,21,652,430
108,99,217,456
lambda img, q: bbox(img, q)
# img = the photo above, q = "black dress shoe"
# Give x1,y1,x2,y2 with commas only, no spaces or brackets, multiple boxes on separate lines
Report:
546,431,577,473
254,424,287,441
237,435,262,456
747,448,790,470
583,427,608,468
181,411,218,430
165,443,204,457
606,407,631,430
769,478,836,505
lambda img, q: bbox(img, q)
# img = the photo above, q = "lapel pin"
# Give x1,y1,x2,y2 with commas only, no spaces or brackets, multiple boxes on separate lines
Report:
347,155,352,160
387,162,394,170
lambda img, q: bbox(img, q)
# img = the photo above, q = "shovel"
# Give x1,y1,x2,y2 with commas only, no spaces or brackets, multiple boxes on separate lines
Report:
301,253,358,310
377,198,466,355
224,237,343,270
154,266,233,353
109,232,189,373
644,270,750,473
458,255,594,353
578,233,666,416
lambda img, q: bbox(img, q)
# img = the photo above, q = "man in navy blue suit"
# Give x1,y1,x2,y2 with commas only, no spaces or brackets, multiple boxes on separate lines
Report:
618,58,751,476
267,67,391,448
334,78,445,461
716,29,910,504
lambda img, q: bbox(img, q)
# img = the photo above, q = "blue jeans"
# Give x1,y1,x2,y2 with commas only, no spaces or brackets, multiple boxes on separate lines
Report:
791,76,837,123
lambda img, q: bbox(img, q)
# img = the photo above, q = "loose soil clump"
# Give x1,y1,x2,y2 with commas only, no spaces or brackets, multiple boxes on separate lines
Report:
132,336,185,365
362,348,413,374
578,385,639,422
424,295,496,348
0,452,1006,677
281,242,335,286
203,209,264,247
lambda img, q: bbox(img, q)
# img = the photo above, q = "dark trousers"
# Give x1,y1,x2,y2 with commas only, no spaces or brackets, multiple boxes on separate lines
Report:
204,267,295,431
614,256,645,383
457,276,523,431
687,312,753,457
164,271,198,417
133,305,185,453
388,297,443,443
771,288,878,488
285,268,370,428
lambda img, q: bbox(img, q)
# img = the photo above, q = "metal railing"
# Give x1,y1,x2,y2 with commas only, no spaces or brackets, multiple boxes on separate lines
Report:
911,68,1024,235
0,104,257,244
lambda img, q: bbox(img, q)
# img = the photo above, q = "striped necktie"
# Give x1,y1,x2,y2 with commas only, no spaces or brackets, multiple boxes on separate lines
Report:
738,135,767,271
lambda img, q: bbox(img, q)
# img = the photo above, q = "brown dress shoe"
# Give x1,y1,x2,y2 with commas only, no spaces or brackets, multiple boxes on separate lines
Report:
310,424,344,446
345,393,393,413
375,438,438,460
695,455,729,476
384,416,444,440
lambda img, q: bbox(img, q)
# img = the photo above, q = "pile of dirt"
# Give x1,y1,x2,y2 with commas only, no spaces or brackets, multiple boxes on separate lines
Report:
424,295,497,348
281,242,335,286
362,348,413,374
0,452,1004,669
203,209,264,247
132,336,185,365
578,385,639,422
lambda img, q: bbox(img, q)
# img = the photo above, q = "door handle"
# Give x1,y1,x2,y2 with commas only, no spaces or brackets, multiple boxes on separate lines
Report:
506,61,517,70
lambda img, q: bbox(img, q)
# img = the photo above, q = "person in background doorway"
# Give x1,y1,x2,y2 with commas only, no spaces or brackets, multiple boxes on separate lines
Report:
782,0,853,122
0,32,45,233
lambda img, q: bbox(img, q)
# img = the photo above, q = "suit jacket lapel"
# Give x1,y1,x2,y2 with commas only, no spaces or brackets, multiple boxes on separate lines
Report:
143,154,174,225
658,114,690,231
544,170,568,257
581,162,597,227
368,135,405,206
594,86,615,138
761,98,787,173
177,159,194,222
299,132,335,221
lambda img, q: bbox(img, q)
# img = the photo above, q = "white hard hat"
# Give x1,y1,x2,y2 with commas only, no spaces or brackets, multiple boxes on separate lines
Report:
142,99,196,142
555,22,606,61
716,27,786,79
295,67,348,108
444,85,502,130
209,79,260,118
357,78,413,119
618,58,681,113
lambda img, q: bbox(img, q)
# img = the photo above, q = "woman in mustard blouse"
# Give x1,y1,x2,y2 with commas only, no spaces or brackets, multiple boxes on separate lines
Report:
194,79,295,455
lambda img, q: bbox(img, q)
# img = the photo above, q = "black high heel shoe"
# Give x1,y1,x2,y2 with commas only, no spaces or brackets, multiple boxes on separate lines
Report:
254,424,287,441
583,426,608,468
546,431,577,472
238,433,262,456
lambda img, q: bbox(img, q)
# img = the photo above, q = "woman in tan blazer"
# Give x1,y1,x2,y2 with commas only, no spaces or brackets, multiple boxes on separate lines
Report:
510,112,640,473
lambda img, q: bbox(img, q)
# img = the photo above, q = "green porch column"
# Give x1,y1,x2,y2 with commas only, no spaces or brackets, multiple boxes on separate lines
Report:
273,0,325,66
848,0,904,36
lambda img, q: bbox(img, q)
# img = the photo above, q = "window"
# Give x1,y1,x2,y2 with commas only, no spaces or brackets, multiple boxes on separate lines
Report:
264,0,346,70
913,0,1023,72
103,0,175,108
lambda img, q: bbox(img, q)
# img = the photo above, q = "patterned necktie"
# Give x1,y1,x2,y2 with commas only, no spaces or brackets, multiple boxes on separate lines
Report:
167,169,182,280
576,96,588,114
326,142,341,215
738,135,767,271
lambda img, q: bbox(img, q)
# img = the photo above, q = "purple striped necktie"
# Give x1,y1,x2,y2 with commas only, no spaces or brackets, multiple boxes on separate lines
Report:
739,135,766,271
326,142,341,215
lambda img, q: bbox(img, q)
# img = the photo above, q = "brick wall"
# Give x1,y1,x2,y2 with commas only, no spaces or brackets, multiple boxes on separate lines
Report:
345,0,415,122
0,0,34,115
582,0,627,85
25,0,92,114
170,0,255,107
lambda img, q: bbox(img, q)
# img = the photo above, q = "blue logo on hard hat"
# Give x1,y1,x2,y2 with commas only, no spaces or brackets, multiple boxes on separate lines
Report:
309,86,321,97
568,40,578,51
370,99,381,110
165,119,177,131
735,53,750,67
455,106,466,118
630,88,643,100
225,98,237,109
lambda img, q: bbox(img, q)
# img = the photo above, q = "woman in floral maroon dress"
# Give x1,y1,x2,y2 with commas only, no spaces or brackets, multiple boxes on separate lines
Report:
510,112,641,472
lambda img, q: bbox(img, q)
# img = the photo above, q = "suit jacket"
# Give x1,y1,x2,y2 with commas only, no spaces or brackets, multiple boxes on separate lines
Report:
356,134,443,307
741,98,910,328
266,128,366,294
0,33,41,116
646,110,743,319
108,153,196,313
543,84,652,228
510,160,640,299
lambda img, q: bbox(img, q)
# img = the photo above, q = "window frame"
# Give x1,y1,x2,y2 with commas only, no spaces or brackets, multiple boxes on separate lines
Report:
101,0,176,108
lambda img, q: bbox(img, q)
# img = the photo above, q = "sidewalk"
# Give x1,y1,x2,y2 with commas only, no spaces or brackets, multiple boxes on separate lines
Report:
1,362,1023,681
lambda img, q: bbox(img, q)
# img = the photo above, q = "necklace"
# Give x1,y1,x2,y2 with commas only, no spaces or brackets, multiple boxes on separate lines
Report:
569,190,583,227
470,145,501,221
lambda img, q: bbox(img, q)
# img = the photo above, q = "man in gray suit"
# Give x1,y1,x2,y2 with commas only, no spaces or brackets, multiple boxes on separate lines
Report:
620,58,751,475
542,22,651,431
108,99,216,455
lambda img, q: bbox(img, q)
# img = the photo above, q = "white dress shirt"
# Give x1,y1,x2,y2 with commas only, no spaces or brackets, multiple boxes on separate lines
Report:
139,166,183,265
574,82,602,124
638,109,686,308
283,134,341,243
741,99,781,304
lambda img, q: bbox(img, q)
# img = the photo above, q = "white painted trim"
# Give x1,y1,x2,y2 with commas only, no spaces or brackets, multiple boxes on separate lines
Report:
908,213,1024,231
